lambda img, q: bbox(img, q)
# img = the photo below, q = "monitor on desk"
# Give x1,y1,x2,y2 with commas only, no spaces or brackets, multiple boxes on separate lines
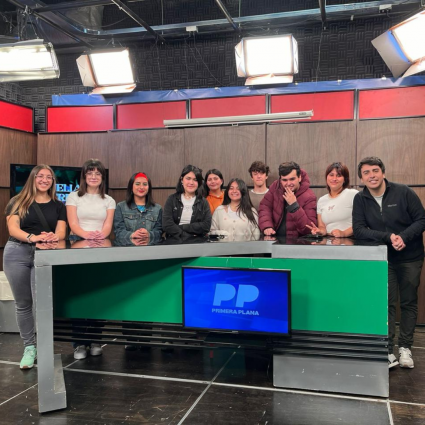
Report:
182,266,291,335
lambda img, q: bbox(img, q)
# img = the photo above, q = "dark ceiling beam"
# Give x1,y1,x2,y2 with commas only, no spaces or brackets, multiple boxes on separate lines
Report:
318,0,327,27
33,1,113,13
214,0,241,33
110,0,166,43
6,0,93,47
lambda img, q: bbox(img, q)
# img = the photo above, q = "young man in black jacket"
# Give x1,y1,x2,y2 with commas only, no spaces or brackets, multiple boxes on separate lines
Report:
353,157,425,369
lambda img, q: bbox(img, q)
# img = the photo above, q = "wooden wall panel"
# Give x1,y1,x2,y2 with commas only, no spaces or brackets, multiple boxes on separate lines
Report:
311,187,329,201
0,127,37,187
108,189,126,205
108,129,184,189
267,121,357,185
37,133,109,168
152,189,175,208
184,124,266,184
357,118,425,185
0,189,10,248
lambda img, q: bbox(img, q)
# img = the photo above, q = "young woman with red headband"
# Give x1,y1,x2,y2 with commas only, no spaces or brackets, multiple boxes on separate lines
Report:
113,172,163,245
113,172,163,351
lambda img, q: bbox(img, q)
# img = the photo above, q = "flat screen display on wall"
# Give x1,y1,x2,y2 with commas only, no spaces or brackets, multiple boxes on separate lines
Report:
10,164,108,203
182,266,291,335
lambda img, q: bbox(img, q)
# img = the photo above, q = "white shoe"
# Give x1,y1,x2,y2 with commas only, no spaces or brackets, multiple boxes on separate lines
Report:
74,345,88,360
399,347,414,368
90,343,103,356
388,354,399,369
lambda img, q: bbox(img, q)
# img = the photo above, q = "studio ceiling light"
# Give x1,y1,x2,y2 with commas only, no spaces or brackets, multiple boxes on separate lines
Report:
0,39,60,83
77,48,136,94
372,10,425,78
164,111,313,128
235,34,298,85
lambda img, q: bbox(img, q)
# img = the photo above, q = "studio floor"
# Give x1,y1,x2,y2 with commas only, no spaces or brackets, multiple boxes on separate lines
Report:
0,329,425,424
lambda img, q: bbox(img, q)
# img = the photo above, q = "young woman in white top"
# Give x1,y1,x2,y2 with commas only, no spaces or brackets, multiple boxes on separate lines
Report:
66,159,116,240
211,178,260,239
307,162,358,237
66,159,116,359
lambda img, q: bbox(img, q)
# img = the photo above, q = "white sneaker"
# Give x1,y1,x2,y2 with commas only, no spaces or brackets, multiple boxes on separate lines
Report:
89,343,103,356
74,345,88,360
388,354,399,369
399,347,414,368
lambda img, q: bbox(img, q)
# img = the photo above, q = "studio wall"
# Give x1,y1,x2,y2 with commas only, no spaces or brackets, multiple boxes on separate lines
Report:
2,111,425,321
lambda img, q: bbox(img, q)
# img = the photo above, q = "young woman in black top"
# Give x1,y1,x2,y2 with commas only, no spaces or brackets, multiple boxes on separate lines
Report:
4,165,67,369
162,165,211,238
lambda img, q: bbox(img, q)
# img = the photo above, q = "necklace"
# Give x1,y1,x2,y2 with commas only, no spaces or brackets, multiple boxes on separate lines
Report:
184,193,195,200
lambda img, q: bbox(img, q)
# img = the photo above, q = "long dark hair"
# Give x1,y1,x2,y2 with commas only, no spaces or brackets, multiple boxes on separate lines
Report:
203,168,224,197
126,172,156,208
222,178,258,227
78,159,107,199
175,164,203,196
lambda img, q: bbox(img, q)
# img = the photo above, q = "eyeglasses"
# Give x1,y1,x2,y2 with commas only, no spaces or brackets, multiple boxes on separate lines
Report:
86,172,102,177
35,174,54,181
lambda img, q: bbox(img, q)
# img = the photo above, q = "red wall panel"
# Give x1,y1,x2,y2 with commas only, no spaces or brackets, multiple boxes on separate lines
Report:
47,105,114,132
191,96,266,118
271,91,354,121
359,86,425,119
117,101,186,129
0,100,33,132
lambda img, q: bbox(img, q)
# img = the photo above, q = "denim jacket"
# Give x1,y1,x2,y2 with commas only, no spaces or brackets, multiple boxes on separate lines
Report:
113,201,163,245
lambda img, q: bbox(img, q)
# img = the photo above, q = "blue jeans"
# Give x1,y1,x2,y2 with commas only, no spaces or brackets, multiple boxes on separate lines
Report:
3,241,36,347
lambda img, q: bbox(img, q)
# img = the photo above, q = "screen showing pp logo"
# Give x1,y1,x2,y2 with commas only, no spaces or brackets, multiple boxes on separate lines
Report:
213,283,259,308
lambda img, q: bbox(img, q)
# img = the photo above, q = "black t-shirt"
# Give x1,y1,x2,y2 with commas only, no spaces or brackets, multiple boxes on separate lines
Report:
7,200,67,235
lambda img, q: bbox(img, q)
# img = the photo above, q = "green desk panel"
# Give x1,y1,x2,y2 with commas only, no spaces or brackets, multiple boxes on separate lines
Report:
53,256,387,335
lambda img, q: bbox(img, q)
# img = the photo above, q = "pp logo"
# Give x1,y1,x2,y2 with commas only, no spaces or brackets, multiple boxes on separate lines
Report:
213,284,259,308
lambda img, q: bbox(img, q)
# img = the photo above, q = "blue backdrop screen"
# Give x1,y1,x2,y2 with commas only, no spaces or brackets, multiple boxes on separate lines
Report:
182,267,290,334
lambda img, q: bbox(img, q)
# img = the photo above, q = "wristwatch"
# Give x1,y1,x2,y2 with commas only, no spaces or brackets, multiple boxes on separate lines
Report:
27,234,34,242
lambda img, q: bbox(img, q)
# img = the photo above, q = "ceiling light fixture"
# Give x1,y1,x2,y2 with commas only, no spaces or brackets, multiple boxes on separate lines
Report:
77,48,136,94
235,34,298,85
164,111,313,128
0,39,59,83
372,10,425,78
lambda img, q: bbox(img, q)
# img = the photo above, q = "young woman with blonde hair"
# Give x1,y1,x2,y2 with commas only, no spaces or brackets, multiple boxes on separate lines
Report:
3,165,67,369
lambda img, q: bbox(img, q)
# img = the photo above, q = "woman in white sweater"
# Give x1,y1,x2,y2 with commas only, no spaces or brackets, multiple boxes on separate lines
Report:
211,178,260,240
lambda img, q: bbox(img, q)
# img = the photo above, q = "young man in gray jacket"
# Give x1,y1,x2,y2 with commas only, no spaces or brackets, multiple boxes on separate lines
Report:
353,157,425,369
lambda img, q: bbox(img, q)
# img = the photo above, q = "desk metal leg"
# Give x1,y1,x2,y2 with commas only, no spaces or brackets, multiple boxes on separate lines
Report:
35,265,67,413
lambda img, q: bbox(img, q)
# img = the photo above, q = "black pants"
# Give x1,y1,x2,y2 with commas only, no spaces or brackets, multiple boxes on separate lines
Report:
388,259,423,353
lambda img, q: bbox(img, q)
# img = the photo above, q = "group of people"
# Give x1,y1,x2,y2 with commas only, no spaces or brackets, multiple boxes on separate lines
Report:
3,156,425,373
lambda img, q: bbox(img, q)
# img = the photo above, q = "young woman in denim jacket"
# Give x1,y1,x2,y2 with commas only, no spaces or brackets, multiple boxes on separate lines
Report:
162,165,212,238
113,172,163,245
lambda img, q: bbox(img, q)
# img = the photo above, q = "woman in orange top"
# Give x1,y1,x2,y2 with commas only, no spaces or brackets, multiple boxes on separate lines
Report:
204,169,225,214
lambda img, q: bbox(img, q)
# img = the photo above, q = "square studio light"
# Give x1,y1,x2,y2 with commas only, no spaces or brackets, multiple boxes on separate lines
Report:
372,10,425,78
235,35,298,85
77,48,136,94
0,39,59,82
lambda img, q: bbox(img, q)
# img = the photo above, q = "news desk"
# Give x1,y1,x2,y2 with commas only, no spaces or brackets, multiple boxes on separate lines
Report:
34,237,388,413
